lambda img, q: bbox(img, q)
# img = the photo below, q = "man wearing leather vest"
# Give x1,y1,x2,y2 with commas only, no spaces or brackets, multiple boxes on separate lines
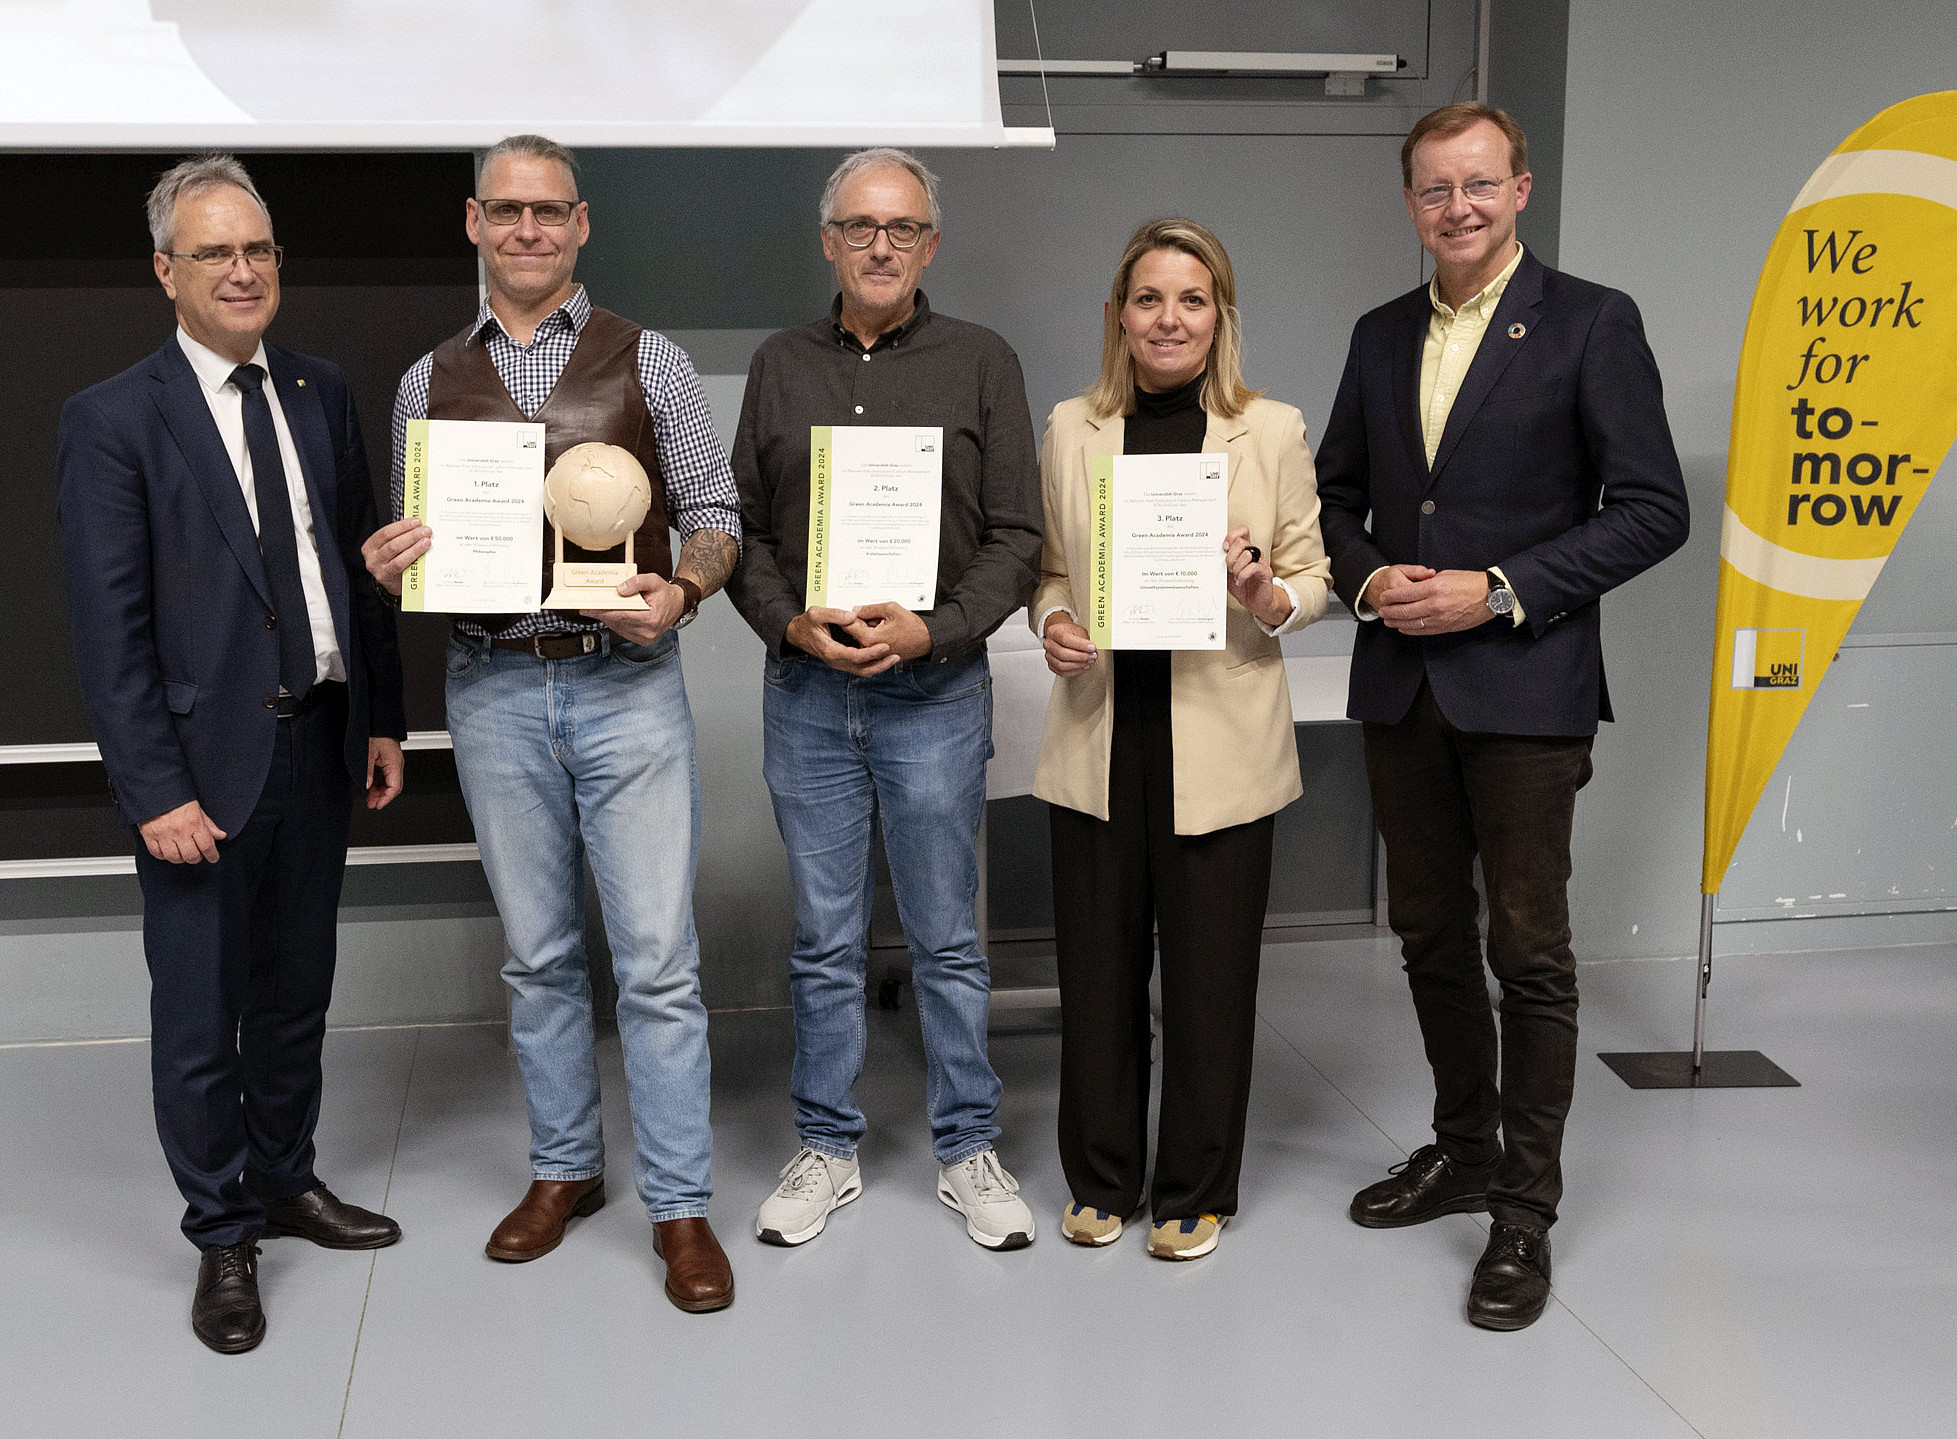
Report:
363,134,740,1313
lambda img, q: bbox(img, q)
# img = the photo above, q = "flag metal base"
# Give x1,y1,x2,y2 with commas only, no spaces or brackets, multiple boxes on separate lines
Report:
1597,1049,1800,1089
1600,892,1797,1089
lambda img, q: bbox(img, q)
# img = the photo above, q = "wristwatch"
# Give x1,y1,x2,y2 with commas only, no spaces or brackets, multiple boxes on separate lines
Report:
671,576,703,628
1484,570,1516,619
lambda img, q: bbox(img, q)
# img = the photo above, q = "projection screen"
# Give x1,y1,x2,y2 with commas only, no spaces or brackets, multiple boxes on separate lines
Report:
0,0,1052,148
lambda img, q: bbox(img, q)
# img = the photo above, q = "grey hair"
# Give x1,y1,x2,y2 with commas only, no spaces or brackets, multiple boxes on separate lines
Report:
146,154,271,252
480,134,581,197
818,147,942,231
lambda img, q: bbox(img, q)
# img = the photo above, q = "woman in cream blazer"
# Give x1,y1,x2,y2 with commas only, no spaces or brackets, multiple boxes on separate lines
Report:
1033,218,1332,1260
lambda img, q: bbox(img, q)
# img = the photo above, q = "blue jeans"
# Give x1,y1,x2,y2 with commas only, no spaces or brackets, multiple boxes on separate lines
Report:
762,647,1002,1165
445,631,712,1221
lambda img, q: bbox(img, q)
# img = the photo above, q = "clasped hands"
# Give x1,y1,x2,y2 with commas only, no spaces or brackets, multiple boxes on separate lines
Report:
1364,564,1494,635
786,602,933,676
1043,526,1290,677
361,517,687,644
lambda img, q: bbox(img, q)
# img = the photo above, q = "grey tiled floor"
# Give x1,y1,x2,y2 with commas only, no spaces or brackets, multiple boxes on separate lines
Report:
4,937,1954,1438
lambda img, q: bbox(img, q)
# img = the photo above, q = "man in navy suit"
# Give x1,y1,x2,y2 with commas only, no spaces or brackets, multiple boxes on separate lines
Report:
1316,104,1690,1331
56,155,408,1353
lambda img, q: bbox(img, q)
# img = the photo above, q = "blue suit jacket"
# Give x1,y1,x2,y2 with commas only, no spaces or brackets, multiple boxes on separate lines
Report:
1315,250,1691,737
56,338,405,834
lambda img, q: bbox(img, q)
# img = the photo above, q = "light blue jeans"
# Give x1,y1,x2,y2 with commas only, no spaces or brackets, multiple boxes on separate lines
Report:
445,631,711,1221
761,647,1002,1165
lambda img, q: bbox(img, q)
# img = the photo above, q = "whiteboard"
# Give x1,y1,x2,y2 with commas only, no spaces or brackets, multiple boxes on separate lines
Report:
0,0,1050,148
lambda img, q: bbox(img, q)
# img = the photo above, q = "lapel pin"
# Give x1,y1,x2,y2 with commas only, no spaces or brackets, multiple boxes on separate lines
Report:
296,378,306,386
1507,322,1527,340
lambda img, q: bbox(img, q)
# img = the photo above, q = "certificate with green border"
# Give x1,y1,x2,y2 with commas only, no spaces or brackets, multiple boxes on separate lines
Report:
400,417,546,613
806,424,944,610
1085,452,1229,650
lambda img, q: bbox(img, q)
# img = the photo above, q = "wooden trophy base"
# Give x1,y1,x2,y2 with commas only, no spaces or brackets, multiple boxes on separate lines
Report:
542,561,648,611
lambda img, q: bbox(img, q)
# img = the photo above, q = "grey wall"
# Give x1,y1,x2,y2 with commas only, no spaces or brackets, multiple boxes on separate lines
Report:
1486,0,1568,266
1555,0,1957,963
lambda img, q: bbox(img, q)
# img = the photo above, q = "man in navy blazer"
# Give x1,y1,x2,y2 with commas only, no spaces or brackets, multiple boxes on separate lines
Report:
55,156,407,1353
1316,104,1689,1331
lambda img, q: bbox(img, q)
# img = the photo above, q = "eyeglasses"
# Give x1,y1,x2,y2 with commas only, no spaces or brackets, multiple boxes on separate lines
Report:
165,244,284,271
1411,177,1515,210
477,198,579,226
829,219,932,250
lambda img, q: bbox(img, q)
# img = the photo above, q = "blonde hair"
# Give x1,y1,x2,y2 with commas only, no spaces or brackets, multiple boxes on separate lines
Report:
1084,218,1260,421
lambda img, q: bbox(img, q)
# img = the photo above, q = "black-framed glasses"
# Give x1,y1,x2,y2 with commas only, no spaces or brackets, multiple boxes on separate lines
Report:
477,198,579,226
829,218,932,249
1411,177,1515,210
165,243,284,271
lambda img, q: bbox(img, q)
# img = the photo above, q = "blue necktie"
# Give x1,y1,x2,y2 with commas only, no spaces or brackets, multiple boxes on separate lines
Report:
229,364,316,700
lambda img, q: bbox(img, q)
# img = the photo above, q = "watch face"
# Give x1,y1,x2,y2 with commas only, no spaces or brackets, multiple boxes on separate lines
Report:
1488,588,1515,615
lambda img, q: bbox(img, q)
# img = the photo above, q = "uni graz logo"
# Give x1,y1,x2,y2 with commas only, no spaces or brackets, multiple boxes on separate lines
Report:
1730,627,1804,689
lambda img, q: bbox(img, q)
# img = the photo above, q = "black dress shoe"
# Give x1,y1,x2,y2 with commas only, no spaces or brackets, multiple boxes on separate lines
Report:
260,1183,402,1250
1468,1221,1553,1330
1349,1144,1496,1228
192,1241,265,1354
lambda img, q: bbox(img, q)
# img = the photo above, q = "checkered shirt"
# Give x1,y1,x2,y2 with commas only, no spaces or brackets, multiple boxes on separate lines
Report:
391,285,740,639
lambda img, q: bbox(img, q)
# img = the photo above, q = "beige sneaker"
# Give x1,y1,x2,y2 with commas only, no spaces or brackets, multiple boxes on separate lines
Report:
1147,1212,1226,1260
756,1147,861,1247
1060,1202,1124,1247
936,1150,1035,1250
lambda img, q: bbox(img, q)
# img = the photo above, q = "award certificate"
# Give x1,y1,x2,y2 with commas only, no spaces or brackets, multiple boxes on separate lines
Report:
806,425,944,610
1086,452,1230,650
401,419,546,614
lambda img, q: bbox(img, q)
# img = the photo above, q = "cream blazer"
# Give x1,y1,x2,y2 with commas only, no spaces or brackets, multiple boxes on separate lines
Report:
1030,395,1333,835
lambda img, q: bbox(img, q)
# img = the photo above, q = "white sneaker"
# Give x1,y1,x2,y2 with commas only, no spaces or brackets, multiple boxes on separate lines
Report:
936,1150,1035,1250
755,1147,861,1246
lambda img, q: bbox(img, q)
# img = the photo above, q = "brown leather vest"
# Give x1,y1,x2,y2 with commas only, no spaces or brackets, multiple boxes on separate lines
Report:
428,306,671,633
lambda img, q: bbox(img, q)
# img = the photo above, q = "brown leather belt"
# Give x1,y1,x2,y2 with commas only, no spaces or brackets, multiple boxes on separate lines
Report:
488,631,605,660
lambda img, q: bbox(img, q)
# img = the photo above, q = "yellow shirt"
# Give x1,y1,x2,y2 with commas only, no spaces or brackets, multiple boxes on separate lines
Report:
1421,241,1526,464
1355,242,1527,626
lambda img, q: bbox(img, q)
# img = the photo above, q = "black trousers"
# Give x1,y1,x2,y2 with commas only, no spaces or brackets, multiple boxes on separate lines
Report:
133,687,353,1249
1049,652,1274,1222
1362,680,1594,1229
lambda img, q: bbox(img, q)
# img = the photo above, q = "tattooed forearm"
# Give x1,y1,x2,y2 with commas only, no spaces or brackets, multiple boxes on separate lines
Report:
674,528,738,599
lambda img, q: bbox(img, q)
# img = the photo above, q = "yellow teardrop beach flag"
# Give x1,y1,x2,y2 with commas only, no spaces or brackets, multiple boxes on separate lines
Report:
1704,93,1957,893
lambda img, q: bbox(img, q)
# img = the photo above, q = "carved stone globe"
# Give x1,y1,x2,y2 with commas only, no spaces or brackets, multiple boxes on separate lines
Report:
543,442,651,550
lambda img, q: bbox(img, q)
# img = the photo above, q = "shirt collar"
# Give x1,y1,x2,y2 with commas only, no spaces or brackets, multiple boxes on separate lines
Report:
470,283,591,346
177,327,270,394
828,288,932,352
1429,242,1525,322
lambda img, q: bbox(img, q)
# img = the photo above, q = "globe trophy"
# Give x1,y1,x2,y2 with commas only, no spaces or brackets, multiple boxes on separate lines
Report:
540,442,653,610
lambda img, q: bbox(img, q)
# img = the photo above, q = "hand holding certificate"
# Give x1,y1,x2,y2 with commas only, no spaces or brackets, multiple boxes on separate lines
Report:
1086,452,1230,650
805,425,944,611
400,418,546,614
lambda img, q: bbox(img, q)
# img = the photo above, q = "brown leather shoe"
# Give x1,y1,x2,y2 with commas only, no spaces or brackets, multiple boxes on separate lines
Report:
652,1217,734,1313
485,1177,605,1262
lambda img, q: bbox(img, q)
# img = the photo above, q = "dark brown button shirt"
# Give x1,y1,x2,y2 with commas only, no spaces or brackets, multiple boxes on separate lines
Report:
726,292,1043,660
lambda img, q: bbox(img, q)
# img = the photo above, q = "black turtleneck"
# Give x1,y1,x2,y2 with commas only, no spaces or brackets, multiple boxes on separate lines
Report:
1123,374,1207,457
1112,374,1206,717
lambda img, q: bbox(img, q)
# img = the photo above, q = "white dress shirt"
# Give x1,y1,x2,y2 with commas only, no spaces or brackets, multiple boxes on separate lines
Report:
176,329,346,685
